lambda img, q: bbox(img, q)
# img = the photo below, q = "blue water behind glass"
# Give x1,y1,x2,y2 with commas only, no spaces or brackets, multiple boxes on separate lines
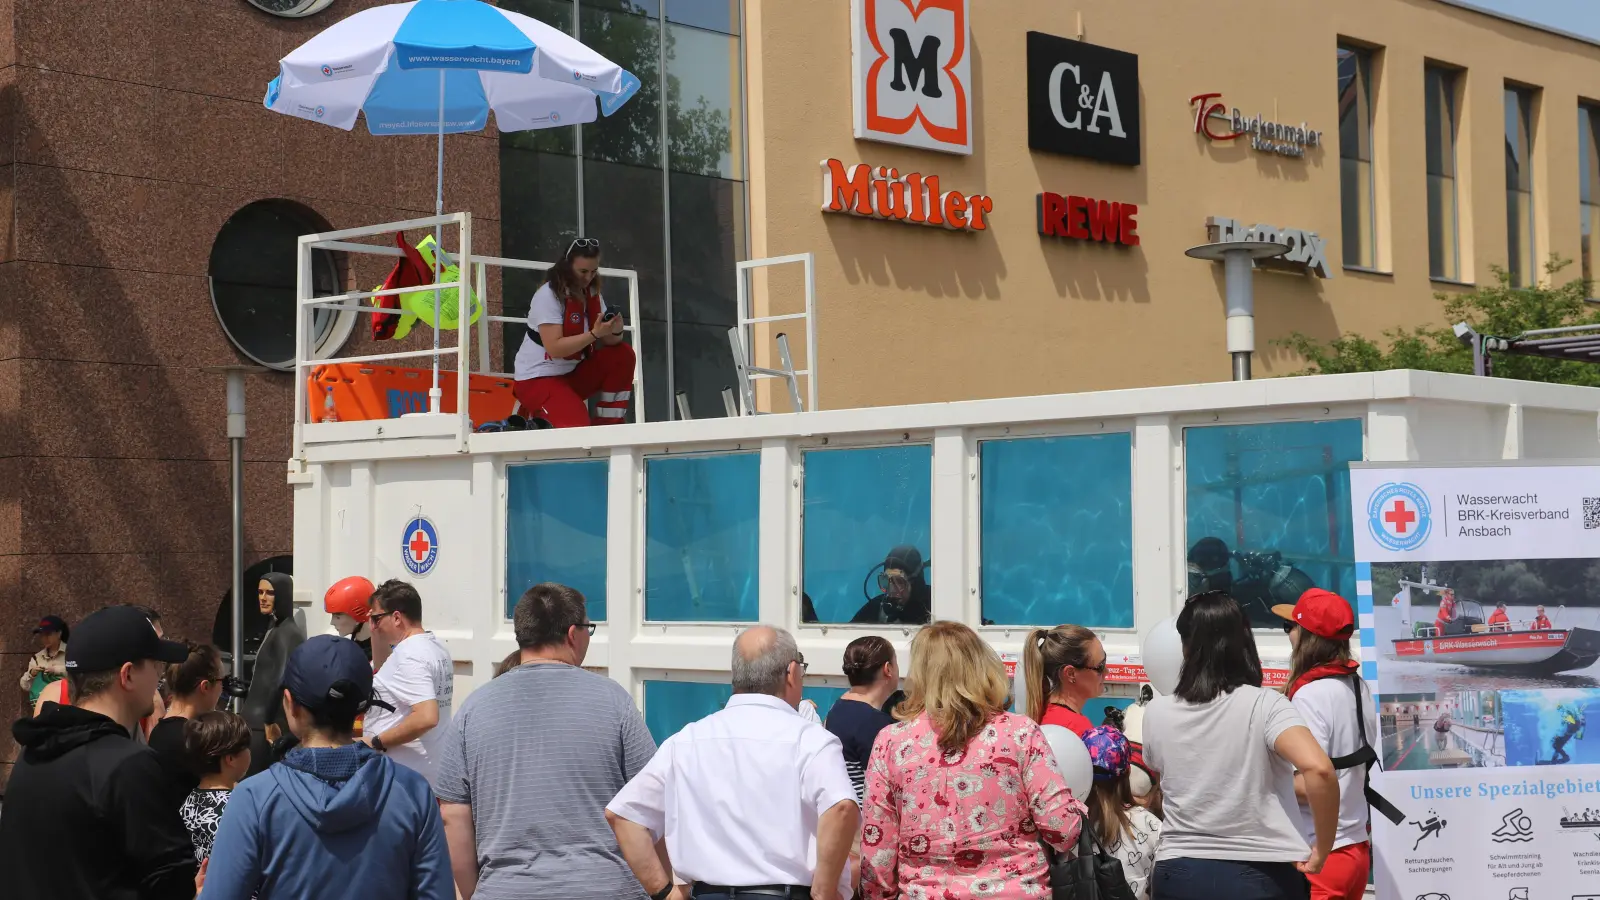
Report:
645,452,760,621
641,680,848,743
506,460,609,619
1184,420,1363,626
803,445,932,623
980,434,1134,628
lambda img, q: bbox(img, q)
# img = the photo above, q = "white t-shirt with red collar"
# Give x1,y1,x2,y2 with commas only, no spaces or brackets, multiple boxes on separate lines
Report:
1290,676,1381,850
515,284,590,381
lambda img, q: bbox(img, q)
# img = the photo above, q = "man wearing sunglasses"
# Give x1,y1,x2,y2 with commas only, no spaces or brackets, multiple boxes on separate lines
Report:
513,237,636,428
362,580,454,789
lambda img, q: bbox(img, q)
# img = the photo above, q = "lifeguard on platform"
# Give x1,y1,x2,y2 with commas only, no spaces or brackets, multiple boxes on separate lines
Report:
513,238,636,428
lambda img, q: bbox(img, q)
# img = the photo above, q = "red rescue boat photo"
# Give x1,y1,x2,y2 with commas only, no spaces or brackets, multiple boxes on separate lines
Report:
1389,579,1600,675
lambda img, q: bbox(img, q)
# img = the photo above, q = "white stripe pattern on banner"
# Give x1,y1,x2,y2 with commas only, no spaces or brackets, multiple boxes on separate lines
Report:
595,407,628,418
598,391,631,402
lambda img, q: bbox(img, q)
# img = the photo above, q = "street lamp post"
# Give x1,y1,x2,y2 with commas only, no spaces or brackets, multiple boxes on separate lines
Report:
1185,240,1291,381
205,365,268,684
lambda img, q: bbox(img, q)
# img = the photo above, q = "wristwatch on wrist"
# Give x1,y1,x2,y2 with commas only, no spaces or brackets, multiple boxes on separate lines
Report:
649,881,674,900
370,734,386,753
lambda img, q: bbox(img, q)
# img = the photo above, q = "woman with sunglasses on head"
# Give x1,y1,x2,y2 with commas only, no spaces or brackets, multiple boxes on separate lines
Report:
1023,623,1106,738
512,237,636,428
1274,589,1379,900
1143,591,1339,900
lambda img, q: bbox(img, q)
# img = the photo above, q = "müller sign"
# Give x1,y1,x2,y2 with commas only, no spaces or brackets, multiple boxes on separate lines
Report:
820,158,994,231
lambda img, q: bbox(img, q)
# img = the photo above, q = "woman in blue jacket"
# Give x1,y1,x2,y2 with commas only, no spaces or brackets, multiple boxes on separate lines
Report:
203,635,452,900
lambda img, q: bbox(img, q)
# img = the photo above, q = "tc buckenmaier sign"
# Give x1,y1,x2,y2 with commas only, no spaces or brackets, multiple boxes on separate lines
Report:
821,159,993,231
1206,216,1334,278
851,0,972,155
1026,32,1140,166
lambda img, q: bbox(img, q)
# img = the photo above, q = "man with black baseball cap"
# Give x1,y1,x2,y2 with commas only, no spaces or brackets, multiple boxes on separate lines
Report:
0,605,199,900
202,635,453,900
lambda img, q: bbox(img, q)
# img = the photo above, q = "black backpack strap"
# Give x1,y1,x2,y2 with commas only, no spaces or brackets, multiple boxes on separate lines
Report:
526,323,544,346
1341,674,1406,826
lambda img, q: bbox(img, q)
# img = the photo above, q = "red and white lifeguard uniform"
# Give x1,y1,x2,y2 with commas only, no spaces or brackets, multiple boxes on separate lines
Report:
513,284,635,428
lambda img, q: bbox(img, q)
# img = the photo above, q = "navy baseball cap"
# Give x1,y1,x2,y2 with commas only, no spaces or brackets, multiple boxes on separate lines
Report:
66,606,187,672
33,615,69,640
282,635,393,714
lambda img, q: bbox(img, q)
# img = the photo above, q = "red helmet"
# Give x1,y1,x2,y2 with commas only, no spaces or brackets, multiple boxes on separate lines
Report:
324,576,375,622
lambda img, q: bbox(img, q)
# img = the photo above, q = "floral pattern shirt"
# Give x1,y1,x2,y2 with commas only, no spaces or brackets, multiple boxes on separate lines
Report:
862,711,1087,899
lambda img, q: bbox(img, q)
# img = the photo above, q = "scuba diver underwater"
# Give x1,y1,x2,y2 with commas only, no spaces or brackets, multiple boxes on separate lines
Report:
1550,700,1588,764
801,545,932,626
1186,536,1319,624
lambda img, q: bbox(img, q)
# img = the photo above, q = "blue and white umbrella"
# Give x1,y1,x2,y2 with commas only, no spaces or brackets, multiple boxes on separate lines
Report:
262,0,641,412
265,0,641,206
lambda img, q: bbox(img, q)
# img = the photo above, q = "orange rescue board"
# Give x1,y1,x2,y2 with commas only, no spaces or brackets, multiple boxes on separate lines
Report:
308,363,516,429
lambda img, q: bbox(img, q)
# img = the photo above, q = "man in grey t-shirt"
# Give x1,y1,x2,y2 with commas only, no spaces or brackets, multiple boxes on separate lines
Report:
436,583,658,900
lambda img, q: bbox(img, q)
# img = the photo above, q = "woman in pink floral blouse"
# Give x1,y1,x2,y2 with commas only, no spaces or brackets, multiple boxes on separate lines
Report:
861,621,1087,899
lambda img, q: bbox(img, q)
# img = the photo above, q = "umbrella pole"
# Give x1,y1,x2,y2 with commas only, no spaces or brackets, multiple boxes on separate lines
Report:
430,69,445,415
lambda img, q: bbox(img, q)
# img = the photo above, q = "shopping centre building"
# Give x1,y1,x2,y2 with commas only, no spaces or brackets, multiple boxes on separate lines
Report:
3,0,1600,774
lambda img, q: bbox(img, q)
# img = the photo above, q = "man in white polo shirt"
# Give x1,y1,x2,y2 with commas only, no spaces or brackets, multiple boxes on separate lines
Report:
362,579,454,788
607,626,858,900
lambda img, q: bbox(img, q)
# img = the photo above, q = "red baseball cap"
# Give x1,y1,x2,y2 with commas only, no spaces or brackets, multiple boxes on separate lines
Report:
1272,588,1355,640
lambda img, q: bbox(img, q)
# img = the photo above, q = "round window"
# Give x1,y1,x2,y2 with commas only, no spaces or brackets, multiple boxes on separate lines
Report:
209,201,351,371
243,0,338,17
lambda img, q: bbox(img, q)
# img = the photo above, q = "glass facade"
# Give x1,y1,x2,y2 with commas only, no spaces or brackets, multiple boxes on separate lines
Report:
1582,105,1599,295
1425,67,1461,281
1505,86,1537,287
1184,420,1364,630
644,452,760,621
979,434,1134,628
801,446,932,625
506,460,610,619
499,0,746,423
1338,46,1377,269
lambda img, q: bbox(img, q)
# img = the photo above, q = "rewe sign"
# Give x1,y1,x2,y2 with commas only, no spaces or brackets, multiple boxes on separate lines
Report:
1037,192,1140,246
821,159,993,231
851,0,972,155
1026,32,1140,166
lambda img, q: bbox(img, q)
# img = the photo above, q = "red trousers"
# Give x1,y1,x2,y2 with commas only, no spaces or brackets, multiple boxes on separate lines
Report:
513,341,636,427
1307,841,1370,900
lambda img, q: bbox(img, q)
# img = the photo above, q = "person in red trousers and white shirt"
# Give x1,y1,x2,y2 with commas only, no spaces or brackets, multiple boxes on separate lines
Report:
1275,588,1380,900
512,237,636,427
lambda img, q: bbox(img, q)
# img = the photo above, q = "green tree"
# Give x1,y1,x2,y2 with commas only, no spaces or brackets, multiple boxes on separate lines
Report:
1277,257,1600,386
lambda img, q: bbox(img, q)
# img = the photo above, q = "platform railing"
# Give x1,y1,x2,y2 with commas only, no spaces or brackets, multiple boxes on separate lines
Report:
293,213,645,459
469,255,645,419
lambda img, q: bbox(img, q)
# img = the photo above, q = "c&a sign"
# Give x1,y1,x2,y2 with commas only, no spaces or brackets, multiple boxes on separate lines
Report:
821,159,993,231
1026,32,1140,166
851,0,972,155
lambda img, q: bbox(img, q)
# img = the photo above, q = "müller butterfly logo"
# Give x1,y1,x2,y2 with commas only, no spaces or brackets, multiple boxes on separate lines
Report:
851,0,972,155
1367,482,1433,552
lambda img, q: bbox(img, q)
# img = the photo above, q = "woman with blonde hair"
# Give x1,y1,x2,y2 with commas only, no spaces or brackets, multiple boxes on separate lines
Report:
1023,623,1107,737
862,621,1086,899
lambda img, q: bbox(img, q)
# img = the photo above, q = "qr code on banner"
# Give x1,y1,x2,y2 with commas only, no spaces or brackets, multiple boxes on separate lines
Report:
1586,498,1600,529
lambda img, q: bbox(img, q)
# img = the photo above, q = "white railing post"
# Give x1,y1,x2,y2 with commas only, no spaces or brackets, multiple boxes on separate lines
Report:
457,213,473,450
475,260,491,375
294,234,314,461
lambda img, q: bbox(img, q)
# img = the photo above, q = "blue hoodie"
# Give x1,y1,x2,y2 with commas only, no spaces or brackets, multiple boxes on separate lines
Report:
203,744,452,900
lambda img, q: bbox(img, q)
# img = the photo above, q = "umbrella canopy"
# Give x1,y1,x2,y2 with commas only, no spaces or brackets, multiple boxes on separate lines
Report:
263,0,641,135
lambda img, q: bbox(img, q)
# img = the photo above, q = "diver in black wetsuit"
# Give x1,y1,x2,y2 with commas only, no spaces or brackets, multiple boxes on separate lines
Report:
850,546,932,625
1187,537,1317,625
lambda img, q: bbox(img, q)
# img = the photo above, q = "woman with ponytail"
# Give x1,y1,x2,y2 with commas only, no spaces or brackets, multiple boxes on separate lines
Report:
1023,624,1106,737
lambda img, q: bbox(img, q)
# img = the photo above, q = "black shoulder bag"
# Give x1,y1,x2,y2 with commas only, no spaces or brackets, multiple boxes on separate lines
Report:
1330,674,1406,826
1041,824,1138,900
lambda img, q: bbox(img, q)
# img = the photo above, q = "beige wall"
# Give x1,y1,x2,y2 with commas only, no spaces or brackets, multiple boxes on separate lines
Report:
742,0,1600,411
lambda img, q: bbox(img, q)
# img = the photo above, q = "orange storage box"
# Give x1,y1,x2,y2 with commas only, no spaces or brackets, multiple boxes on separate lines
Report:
308,363,517,430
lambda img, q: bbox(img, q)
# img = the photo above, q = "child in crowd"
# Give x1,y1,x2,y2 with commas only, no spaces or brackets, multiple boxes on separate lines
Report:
1082,725,1163,900
180,710,252,863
